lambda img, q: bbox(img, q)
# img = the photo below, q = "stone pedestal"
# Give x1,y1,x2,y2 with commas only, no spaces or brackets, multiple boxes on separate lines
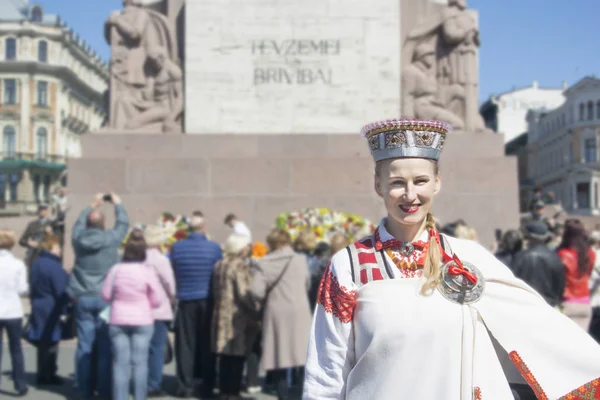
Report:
63,132,518,268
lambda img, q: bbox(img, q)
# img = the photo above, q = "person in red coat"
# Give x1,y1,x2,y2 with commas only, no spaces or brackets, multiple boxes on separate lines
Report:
557,219,596,330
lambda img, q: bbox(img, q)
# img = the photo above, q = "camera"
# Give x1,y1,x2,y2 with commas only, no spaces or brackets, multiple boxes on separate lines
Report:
102,193,112,202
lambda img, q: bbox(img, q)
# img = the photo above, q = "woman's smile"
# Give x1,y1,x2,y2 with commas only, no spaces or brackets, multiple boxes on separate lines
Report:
399,204,421,214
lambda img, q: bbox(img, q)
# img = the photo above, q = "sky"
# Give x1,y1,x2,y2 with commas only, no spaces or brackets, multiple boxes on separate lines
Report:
34,0,600,103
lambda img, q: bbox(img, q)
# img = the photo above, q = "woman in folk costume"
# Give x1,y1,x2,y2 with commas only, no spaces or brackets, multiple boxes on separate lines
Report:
302,119,600,400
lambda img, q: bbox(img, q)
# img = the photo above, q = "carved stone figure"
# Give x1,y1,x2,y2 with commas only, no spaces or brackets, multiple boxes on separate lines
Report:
437,0,486,132
112,46,183,133
104,0,181,132
402,42,464,130
403,0,489,133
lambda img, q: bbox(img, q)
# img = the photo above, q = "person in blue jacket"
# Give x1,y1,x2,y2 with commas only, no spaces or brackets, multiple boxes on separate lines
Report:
27,234,69,385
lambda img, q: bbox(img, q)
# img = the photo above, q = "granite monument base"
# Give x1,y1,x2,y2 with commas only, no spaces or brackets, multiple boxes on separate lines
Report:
63,133,518,268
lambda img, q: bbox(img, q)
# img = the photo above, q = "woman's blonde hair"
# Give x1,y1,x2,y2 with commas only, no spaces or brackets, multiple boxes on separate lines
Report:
294,231,317,253
144,225,167,247
41,234,61,252
421,213,442,295
0,230,16,250
454,224,478,242
330,233,350,255
223,233,252,257
266,228,291,251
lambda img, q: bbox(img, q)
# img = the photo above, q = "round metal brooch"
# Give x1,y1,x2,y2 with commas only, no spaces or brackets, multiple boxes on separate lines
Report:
400,242,414,257
437,260,485,305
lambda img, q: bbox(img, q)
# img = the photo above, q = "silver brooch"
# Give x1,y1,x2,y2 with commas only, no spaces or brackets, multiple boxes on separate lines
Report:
400,242,414,257
437,260,485,305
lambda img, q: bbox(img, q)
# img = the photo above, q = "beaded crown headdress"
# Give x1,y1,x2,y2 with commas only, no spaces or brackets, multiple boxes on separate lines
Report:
361,119,452,162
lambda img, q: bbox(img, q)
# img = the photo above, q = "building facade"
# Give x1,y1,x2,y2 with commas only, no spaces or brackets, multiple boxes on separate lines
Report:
480,81,566,144
0,0,108,215
526,76,600,216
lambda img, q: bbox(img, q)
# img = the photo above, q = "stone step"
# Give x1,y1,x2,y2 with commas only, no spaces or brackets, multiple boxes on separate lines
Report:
80,132,506,159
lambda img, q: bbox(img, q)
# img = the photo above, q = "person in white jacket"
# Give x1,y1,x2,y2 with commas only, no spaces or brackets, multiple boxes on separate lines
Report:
0,229,29,396
303,118,600,400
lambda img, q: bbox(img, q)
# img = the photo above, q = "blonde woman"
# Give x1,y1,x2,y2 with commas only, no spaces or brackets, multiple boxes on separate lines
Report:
0,230,28,396
303,119,600,400
253,229,311,400
212,233,259,400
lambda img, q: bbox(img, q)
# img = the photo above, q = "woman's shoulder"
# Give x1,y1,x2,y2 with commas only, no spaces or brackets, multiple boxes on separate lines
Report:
112,262,147,275
443,235,516,280
557,247,576,263
327,246,356,289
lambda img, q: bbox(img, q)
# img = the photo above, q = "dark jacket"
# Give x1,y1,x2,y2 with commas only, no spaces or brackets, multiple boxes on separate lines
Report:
495,250,518,271
67,205,129,298
170,232,222,301
512,243,566,307
28,251,69,342
19,218,52,266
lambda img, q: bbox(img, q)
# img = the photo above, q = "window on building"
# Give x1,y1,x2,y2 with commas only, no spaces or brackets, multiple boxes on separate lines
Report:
37,81,48,106
597,101,600,119
580,103,585,121
588,101,594,121
584,137,597,163
5,38,16,60
569,142,574,163
38,40,47,62
596,182,599,208
42,175,50,202
3,79,16,105
577,182,591,209
2,126,16,159
0,174,5,205
31,6,43,22
33,175,40,203
6,173,17,201
36,127,47,159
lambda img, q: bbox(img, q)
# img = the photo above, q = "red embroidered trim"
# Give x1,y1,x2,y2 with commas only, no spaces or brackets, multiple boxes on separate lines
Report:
559,378,600,399
473,386,482,400
508,351,548,400
317,265,357,323
374,228,428,251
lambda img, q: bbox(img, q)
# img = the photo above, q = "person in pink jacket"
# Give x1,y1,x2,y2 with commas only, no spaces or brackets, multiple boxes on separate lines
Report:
102,230,163,400
143,225,176,397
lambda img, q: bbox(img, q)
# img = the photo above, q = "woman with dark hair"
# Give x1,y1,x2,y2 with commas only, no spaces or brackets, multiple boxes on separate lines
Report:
494,230,523,272
557,219,596,330
27,234,69,385
102,230,163,400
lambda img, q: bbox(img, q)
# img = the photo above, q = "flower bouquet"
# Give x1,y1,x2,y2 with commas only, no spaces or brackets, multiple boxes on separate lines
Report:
121,212,191,255
274,207,376,244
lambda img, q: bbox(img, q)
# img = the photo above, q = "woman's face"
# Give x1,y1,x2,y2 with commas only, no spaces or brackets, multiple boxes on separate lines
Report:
375,158,440,229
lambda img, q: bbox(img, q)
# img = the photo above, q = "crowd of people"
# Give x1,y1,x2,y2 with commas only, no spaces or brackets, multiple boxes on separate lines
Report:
0,180,599,399
491,198,600,340
0,191,350,400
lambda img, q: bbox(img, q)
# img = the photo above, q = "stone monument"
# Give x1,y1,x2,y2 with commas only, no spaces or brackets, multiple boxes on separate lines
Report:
103,0,183,133
64,0,518,267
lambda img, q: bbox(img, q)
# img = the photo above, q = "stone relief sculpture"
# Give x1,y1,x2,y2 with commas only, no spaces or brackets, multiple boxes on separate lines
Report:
112,46,183,132
402,42,464,129
103,0,182,133
403,0,489,133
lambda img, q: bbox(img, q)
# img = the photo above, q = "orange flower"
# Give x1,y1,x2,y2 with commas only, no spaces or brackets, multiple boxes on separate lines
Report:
252,242,268,259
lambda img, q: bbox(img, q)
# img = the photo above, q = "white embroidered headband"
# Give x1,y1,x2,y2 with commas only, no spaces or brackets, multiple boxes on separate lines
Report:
361,119,452,162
